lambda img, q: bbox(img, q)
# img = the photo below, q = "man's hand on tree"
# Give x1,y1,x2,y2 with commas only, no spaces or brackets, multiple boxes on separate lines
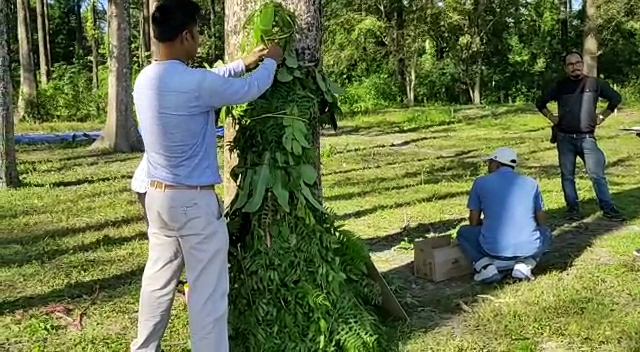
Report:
242,45,269,70
546,112,559,125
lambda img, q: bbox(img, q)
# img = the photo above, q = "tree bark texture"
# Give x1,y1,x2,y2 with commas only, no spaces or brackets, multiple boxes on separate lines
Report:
75,0,84,58
223,0,322,206
0,0,21,188
16,0,36,122
559,0,569,52
583,0,598,77
35,0,50,84
44,0,52,67
91,0,143,152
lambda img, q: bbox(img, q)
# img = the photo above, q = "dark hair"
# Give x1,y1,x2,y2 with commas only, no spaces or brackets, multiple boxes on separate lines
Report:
151,0,201,43
498,162,515,170
562,51,583,64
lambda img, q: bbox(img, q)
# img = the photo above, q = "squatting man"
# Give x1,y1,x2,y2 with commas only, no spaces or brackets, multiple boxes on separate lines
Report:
456,147,552,283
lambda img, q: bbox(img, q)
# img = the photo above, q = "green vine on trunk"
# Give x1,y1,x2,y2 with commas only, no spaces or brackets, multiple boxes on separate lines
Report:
226,2,385,351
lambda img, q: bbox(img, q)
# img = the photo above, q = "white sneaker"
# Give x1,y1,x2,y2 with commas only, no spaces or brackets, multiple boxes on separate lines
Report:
474,264,502,283
512,261,535,280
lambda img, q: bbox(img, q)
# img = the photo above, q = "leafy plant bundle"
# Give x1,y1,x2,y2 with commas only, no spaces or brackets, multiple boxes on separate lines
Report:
225,2,385,351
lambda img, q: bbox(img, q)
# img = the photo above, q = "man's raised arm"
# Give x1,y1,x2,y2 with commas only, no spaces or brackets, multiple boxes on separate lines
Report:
198,46,283,109
210,46,269,78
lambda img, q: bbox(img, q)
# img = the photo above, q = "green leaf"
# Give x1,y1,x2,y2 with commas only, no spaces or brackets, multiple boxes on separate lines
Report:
272,170,290,212
253,16,262,44
315,69,327,92
232,168,254,211
282,133,293,151
300,182,324,212
213,60,225,68
284,47,298,68
243,152,271,212
292,140,302,155
292,125,310,148
326,78,345,95
277,67,294,82
259,3,274,31
283,118,293,126
299,164,317,184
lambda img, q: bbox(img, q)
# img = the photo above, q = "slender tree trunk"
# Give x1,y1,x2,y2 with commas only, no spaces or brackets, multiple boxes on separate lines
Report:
210,0,225,62
44,0,52,66
35,0,50,84
149,0,159,60
393,0,406,103
142,0,150,52
16,0,36,122
559,0,568,52
583,0,598,77
224,0,322,206
0,0,20,188
91,0,99,91
75,0,84,59
91,0,143,152
406,59,415,106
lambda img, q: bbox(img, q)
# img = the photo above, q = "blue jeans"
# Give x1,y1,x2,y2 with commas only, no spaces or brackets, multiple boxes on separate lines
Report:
556,133,614,210
456,225,552,265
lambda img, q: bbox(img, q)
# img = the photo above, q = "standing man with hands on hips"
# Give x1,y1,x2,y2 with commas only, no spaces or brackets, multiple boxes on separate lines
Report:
536,51,624,222
129,0,283,351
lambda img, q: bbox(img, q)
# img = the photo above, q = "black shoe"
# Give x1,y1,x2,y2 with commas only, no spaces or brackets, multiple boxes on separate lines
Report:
603,206,625,222
565,208,580,220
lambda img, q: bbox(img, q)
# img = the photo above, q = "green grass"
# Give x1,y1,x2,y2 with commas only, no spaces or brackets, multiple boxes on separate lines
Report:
3,104,640,351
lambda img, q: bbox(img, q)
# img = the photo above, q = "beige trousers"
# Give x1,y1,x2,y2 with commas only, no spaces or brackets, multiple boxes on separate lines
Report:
130,187,229,352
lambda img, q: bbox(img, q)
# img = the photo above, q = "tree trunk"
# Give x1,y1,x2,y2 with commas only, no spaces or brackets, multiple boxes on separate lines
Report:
44,0,52,67
210,0,225,62
224,0,322,206
91,0,143,152
35,0,50,84
149,0,159,60
583,0,598,77
75,0,84,59
91,0,99,91
0,0,20,188
559,0,569,52
406,60,415,106
393,0,406,104
16,0,36,122
141,0,150,52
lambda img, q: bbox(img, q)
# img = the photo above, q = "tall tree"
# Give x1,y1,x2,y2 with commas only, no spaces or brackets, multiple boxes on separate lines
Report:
148,0,159,59
0,0,20,188
89,0,99,91
91,0,142,151
583,0,598,76
141,0,150,52
36,0,50,83
16,0,37,121
44,0,52,66
559,0,569,52
75,0,85,58
223,0,322,205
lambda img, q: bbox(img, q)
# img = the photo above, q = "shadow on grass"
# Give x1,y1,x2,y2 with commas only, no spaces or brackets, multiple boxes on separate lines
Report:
0,231,147,268
0,215,140,246
337,190,468,221
0,266,144,315
323,105,537,138
381,185,640,349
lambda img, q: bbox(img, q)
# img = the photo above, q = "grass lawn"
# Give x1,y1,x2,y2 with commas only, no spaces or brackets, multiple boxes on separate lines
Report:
3,104,640,351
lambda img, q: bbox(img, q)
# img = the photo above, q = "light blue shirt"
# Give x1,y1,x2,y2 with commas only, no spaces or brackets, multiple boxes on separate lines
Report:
467,167,545,258
133,58,277,186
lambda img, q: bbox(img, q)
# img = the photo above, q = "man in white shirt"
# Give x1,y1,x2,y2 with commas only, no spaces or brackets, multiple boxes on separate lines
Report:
129,0,283,351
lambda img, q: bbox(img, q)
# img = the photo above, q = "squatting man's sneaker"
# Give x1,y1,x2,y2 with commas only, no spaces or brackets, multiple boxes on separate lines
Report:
511,260,536,280
473,257,502,283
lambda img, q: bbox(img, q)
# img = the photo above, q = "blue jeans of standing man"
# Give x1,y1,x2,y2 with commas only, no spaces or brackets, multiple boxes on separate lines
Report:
556,132,614,211
456,225,552,268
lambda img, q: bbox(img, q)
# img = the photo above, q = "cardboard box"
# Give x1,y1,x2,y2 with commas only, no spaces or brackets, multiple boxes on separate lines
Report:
414,235,473,282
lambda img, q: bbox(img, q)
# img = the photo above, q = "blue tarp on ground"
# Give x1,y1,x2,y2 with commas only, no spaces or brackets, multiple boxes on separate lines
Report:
14,127,225,145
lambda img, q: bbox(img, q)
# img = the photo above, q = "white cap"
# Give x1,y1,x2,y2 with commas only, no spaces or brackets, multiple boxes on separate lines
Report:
482,147,518,167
